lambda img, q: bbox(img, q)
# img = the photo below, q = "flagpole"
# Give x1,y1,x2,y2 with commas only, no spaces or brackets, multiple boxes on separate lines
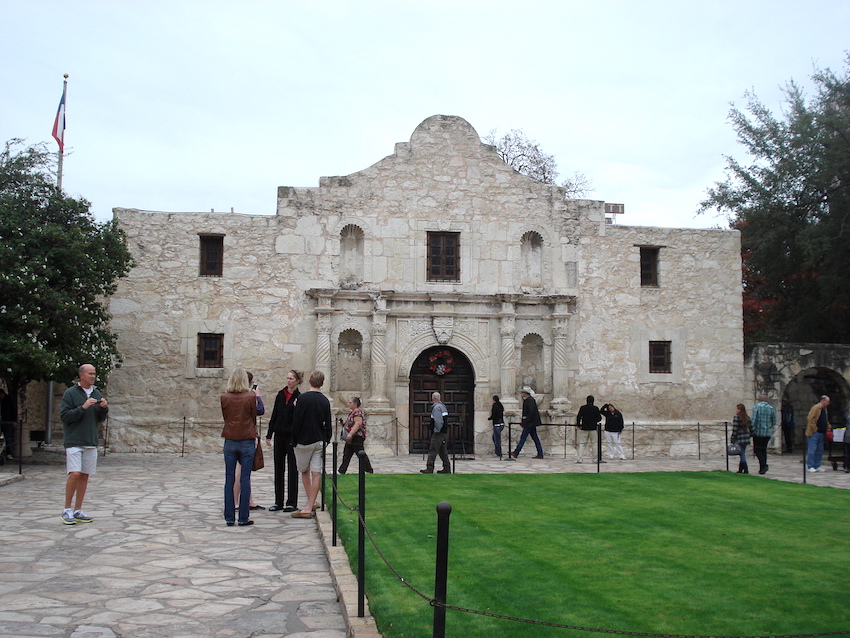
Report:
55,74,68,191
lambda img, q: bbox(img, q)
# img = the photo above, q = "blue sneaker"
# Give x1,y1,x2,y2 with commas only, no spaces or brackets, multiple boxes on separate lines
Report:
73,510,93,523
61,510,76,525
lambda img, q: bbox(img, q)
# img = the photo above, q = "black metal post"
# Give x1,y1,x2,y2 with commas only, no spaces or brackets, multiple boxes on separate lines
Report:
564,422,568,459
181,417,187,457
596,424,602,472
450,421,455,474
505,422,515,461
697,421,702,460
332,441,338,547
320,442,326,512
17,419,23,474
631,422,635,459
102,415,109,457
802,444,808,485
357,450,367,617
433,501,452,638
724,421,729,471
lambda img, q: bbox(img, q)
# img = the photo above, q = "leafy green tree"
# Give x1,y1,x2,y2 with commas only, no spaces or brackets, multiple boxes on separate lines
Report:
700,56,850,343
0,140,134,403
484,128,593,198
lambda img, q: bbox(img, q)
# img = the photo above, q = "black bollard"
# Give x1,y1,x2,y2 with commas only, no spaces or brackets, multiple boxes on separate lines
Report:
332,441,338,547
357,450,367,617
596,424,602,472
433,501,452,638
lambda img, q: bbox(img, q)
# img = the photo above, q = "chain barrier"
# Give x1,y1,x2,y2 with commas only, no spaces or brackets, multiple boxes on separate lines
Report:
332,481,849,638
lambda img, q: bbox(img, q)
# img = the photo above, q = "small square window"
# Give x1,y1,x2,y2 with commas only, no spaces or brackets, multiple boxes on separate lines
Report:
640,247,659,287
197,333,224,368
427,232,460,282
649,341,671,374
200,235,224,277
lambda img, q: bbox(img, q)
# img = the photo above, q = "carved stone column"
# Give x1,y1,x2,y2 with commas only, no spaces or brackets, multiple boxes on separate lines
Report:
549,302,573,421
314,294,333,384
549,301,574,418
499,301,520,413
369,296,390,406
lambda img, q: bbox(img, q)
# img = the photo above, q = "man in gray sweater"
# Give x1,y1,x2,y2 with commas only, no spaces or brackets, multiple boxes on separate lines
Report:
59,364,108,525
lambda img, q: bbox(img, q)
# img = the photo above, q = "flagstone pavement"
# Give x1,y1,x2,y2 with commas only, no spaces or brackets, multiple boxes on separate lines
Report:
1,447,847,637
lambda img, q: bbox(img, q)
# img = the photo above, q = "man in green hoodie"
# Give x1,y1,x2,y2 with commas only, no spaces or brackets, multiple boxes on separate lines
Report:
59,364,108,525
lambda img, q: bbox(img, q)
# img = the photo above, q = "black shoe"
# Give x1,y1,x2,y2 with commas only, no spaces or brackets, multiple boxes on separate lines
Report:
250,505,265,510
420,469,433,474
226,521,235,526
268,504,284,511
337,469,346,474
238,520,254,526
437,468,451,474
759,466,768,475
282,505,297,512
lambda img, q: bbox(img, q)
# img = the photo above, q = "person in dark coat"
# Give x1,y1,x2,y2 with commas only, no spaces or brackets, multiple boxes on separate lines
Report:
601,403,626,460
265,370,302,512
488,395,505,458
510,387,544,459
575,395,601,463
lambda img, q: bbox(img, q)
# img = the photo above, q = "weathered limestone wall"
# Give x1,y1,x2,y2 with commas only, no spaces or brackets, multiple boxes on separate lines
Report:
103,115,745,455
576,224,744,421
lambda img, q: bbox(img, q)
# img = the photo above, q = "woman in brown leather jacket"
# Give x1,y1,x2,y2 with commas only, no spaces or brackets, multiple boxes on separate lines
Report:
221,368,258,526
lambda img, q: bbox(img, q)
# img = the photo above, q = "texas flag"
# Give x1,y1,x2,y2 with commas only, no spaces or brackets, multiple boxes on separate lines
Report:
52,85,66,152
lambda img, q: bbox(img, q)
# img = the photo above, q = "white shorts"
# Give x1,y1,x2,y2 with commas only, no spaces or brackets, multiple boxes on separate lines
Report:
293,441,324,474
66,446,98,475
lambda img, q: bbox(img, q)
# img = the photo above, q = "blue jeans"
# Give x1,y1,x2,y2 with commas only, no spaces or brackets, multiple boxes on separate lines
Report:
492,424,505,457
738,443,748,464
224,439,256,524
807,432,824,469
514,427,543,457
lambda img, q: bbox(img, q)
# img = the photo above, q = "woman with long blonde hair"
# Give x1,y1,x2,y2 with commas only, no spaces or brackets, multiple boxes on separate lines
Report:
220,368,258,526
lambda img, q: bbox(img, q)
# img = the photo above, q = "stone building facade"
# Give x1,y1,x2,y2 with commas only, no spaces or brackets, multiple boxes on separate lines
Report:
104,115,744,455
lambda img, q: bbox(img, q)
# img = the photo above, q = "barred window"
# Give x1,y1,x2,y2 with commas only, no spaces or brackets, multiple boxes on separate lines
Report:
649,341,671,374
640,247,660,287
427,232,460,282
197,333,224,368
199,235,224,277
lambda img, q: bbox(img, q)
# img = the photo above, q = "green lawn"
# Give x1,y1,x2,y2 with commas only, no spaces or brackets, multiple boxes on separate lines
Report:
331,472,850,638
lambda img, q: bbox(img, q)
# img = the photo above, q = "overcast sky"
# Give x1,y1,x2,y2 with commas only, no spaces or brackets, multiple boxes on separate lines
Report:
2,1,848,228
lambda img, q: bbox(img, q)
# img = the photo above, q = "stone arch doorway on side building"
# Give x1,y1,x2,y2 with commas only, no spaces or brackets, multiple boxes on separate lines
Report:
408,346,474,455
782,366,850,447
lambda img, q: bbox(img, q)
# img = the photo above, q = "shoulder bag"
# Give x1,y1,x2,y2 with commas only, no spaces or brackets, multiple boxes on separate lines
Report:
252,437,265,471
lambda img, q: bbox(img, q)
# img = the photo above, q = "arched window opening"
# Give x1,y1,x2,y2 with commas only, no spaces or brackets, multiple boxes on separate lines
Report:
520,230,543,287
340,224,365,289
336,329,364,392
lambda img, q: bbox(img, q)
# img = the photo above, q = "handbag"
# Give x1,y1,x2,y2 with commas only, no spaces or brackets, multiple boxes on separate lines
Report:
726,442,741,456
252,438,265,471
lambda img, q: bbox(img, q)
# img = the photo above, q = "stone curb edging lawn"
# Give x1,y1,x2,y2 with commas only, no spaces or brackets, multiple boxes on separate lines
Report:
316,509,383,638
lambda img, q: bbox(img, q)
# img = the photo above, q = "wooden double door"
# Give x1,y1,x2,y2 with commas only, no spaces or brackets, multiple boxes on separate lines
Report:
409,346,474,455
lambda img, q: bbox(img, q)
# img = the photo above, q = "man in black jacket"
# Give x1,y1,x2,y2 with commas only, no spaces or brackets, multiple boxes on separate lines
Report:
575,395,601,463
510,387,544,459
290,371,332,518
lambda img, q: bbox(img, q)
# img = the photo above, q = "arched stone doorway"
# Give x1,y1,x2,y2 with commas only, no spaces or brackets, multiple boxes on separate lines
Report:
782,367,850,448
408,346,474,454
